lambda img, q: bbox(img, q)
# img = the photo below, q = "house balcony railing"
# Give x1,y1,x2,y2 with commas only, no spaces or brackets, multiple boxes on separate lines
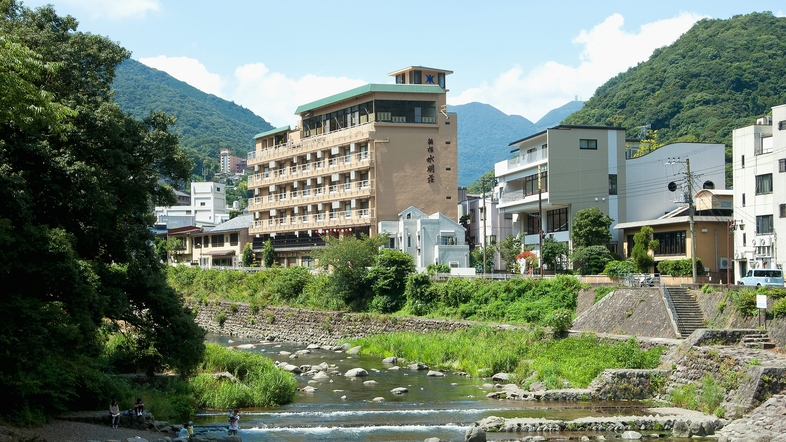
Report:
497,189,549,208
248,122,374,165
500,149,548,175
247,152,371,188
247,181,372,210
250,208,375,234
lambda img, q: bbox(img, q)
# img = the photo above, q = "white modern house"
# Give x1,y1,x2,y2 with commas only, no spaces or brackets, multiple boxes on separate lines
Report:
379,206,471,272
154,182,229,228
731,104,786,280
458,194,515,272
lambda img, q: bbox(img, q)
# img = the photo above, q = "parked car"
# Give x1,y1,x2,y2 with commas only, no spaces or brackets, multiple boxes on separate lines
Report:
738,269,784,287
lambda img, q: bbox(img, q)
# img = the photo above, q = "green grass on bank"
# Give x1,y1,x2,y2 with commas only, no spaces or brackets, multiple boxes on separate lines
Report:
349,326,664,389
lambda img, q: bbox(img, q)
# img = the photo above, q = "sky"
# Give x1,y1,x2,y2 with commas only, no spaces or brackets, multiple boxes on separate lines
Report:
21,0,785,129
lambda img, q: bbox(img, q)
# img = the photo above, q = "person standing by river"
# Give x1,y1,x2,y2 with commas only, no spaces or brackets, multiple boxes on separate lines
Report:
228,409,239,435
109,400,120,428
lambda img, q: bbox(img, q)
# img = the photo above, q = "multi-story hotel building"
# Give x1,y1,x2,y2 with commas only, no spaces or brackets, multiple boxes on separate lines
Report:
247,66,458,266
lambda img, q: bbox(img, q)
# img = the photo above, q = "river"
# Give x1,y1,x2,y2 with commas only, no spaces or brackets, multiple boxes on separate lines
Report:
198,334,713,441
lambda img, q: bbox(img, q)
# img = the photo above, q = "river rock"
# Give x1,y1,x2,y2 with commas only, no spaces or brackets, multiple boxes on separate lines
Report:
690,420,705,436
364,380,378,386
296,349,311,355
372,397,385,402
348,346,362,355
279,350,291,355
388,366,400,371
281,364,302,374
307,344,321,349
424,438,442,442
382,356,397,364
345,368,369,377
391,387,408,394
300,386,318,393
465,425,486,442
477,416,505,432
672,420,691,438
288,353,298,359
621,430,641,439
408,362,429,371
529,381,546,391
491,373,510,382
312,371,330,381
427,370,445,377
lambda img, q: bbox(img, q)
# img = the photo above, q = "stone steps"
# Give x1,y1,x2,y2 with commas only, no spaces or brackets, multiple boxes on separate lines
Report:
741,332,777,349
666,287,705,337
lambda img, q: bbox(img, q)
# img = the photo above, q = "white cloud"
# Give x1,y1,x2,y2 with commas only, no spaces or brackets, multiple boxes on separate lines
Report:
59,0,160,19
450,12,706,122
230,63,366,128
139,56,224,97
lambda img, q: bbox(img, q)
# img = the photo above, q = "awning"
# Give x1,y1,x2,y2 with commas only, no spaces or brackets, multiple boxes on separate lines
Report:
201,250,236,256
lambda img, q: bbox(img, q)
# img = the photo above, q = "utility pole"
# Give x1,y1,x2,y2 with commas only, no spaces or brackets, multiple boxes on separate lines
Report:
538,164,543,278
687,158,697,284
480,177,496,277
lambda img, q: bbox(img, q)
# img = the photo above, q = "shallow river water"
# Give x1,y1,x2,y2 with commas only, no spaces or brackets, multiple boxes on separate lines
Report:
198,335,712,441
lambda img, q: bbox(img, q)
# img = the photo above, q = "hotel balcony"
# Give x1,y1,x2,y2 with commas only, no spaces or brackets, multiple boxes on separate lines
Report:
248,123,374,165
250,208,376,235
248,181,373,211
247,152,371,188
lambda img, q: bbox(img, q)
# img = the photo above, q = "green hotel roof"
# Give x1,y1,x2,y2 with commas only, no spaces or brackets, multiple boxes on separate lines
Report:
253,125,291,139
294,84,445,115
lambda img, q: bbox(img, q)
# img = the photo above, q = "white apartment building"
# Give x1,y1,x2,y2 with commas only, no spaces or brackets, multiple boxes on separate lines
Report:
378,207,470,271
458,194,515,272
732,104,786,279
155,182,229,228
494,124,726,265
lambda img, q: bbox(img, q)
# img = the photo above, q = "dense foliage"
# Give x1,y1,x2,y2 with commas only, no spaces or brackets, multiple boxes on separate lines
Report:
0,1,205,422
563,12,786,182
351,327,664,388
657,258,706,277
571,207,613,249
113,59,273,169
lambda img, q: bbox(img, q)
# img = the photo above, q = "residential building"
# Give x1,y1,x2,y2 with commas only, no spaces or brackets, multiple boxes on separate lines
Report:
220,149,248,174
458,194,515,272
494,124,726,268
732,105,786,280
614,189,733,277
166,214,253,268
378,207,470,271
246,66,458,266
154,181,229,228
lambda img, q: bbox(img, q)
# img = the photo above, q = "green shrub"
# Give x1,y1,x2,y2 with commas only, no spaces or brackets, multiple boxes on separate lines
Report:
603,260,636,279
425,263,451,275
658,258,705,276
216,312,227,326
546,308,574,332
701,284,714,294
270,266,313,302
772,298,786,318
730,288,758,317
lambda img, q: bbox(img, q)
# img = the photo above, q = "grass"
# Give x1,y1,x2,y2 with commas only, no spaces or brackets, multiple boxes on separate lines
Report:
669,374,726,417
349,327,664,389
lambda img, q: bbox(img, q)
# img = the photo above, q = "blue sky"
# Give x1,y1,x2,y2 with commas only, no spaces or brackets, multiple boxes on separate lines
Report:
22,0,785,128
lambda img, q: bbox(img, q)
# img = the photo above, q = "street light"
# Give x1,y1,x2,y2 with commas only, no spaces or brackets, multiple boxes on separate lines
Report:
726,220,744,288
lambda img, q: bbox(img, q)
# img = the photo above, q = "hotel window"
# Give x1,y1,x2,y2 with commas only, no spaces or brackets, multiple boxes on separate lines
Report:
780,120,786,130
526,213,541,235
780,158,786,173
546,208,568,232
755,173,773,195
756,215,774,234
193,237,202,248
579,139,597,150
608,174,617,195
780,203,786,218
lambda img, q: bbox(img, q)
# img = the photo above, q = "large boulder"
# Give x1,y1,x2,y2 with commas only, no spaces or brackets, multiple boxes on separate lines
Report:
391,387,409,395
672,420,691,438
491,373,510,383
621,430,642,439
465,426,486,442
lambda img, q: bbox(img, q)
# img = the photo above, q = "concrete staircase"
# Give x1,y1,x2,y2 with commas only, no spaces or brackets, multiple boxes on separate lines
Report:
665,287,705,337
741,330,777,349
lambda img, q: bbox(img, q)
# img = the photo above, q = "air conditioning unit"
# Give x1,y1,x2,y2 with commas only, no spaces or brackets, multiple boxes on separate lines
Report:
719,258,730,270
735,252,743,260
761,236,772,246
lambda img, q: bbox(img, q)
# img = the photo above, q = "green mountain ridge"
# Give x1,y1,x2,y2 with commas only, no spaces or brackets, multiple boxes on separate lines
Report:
563,11,786,150
113,59,274,163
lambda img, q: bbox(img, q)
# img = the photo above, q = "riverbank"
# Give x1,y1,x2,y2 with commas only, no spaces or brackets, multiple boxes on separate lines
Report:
1,420,162,442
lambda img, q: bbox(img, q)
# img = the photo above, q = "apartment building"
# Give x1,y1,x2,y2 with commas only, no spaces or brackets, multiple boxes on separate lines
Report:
154,181,229,228
246,66,458,265
458,194,515,272
220,148,248,174
494,125,726,266
732,104,786,280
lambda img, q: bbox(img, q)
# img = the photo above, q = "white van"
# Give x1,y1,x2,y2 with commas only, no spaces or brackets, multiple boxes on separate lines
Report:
738,269,784,287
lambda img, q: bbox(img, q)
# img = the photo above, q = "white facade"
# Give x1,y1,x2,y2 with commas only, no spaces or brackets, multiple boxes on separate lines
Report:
379,206,470,271
732,104,786,279
155,182,228,228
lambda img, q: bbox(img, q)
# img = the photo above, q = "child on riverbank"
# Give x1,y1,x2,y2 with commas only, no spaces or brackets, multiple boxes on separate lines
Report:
228,409,239,435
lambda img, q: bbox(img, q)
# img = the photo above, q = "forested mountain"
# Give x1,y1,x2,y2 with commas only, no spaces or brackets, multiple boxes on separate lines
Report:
452,100,584,187
113,59,274,177
563,12,786,149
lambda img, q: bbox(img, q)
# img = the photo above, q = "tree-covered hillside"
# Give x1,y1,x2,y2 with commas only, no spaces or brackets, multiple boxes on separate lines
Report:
113,59,273,161
563,12,786,148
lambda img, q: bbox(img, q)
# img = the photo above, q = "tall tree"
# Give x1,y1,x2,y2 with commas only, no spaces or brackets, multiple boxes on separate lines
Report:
571,207,613,249
0,1,204,419
631,226,659,272
541,236,570,272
